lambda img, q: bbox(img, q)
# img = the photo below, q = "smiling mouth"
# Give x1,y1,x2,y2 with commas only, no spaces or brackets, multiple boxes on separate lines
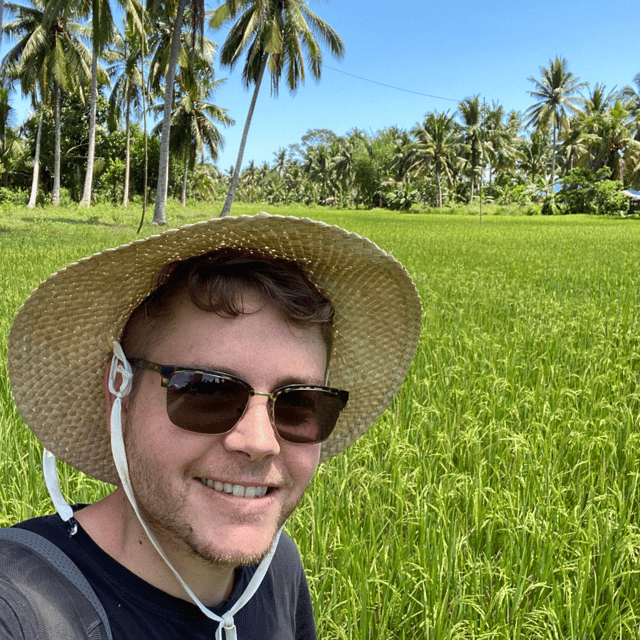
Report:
197,478,270,498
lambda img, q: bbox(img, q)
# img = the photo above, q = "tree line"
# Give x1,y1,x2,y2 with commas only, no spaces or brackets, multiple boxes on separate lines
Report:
0,0,639,217
0,0,344,223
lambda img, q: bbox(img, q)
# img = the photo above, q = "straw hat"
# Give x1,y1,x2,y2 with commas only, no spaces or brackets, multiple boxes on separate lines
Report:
7,213,422,485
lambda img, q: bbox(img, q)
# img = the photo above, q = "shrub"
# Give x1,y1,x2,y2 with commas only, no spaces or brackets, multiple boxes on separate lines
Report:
560,167,627,216
541,197,562,215
0,187,28,206
593,179,628,216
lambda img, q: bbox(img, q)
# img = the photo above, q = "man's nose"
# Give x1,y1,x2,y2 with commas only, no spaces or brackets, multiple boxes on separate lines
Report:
221,396,281,460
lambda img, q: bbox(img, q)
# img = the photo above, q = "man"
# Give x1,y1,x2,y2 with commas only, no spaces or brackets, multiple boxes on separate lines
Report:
1,213,421,639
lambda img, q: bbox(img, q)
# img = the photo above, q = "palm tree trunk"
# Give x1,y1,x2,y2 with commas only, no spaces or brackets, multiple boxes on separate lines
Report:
219,55,267,218
27,111,42,209
122,99,131,207
137,27,148,233
551,124,557,202
181,153,188,206
152,0,187,225
435,169,442,208
79,46,99,207
52,85,61,206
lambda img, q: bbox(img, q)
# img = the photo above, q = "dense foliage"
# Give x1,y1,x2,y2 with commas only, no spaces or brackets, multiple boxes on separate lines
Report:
0,3,639,215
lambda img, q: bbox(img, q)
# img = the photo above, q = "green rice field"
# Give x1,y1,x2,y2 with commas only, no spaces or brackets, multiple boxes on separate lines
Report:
2,204,640,638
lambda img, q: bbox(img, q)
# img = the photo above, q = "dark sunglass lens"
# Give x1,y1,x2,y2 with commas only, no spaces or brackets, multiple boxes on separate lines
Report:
274,389,343,444
166,371,249,434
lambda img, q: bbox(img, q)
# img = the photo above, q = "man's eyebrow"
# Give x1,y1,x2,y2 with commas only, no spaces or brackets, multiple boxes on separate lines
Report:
171,363,326,388
272,375,326,388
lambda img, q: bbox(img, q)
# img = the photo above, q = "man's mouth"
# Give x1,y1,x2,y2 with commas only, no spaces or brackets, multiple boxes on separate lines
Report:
197,478,270,498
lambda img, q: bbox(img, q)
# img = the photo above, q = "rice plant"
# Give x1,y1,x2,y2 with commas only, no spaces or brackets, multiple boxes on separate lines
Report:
3,207,640,638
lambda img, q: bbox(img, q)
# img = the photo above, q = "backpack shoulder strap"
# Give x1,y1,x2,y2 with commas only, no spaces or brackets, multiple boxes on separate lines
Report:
0,528,113,640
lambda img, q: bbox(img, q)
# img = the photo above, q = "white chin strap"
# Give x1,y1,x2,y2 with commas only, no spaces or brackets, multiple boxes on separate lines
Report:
44,342,282,640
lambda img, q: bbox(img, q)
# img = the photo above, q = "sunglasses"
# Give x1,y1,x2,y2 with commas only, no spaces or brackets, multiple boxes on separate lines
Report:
130,358,349,445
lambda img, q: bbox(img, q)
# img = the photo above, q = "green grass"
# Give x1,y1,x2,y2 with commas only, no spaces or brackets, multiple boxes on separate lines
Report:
3,204,640,638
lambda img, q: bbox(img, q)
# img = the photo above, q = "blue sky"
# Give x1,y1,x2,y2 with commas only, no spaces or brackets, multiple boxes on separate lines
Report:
3,0,639,171
208,0,639,170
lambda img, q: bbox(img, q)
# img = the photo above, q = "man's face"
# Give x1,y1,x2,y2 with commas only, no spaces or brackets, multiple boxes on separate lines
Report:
121,289,325,567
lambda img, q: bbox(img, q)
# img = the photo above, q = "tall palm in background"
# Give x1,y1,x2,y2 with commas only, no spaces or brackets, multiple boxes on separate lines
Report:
3,0,91,205
525,56,586,196
210,0,344,217
458,96,486,202
149,0,205,225
75,0,125,206
151,78,233,205
108,10,148,206
483,102,517,184
411,111,460,207
621,72,640,141
0,86,26,185
583,83,616,116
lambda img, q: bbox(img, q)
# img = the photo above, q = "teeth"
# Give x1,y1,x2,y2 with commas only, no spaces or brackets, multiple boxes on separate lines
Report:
199,478,268,498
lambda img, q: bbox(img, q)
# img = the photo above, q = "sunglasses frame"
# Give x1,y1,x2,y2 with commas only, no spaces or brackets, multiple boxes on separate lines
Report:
130,357,349,444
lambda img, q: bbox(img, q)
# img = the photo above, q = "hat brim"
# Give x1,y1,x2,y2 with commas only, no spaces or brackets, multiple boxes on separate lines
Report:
8,213,422,485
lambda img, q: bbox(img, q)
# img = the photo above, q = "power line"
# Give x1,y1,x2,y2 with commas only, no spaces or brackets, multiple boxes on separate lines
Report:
322,65,460,102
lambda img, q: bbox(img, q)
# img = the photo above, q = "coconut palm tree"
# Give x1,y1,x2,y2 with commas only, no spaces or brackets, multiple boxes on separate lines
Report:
108,11,149,206
411,111,461,208
303,143,335,202
149,0,206,225
621,72,640,140
210,0,344,217
44,0,134,207
151,80,233,205
0,85,27,186
583,83,616,116
330,137,357,202
458,96,487,203
525,56,586,196
482,102,518,185
518,128,551,188
3,0,91,205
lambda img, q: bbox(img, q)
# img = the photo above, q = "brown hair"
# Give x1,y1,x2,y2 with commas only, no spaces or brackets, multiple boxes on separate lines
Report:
121,247,334,360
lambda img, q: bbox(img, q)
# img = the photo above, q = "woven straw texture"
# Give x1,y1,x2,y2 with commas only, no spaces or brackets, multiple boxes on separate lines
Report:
7,214,422,485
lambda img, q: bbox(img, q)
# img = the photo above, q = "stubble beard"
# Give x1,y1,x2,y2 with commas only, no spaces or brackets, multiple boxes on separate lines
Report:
123,415,299,568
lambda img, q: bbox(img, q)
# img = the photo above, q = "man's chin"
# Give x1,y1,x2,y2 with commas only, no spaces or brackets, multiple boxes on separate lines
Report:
186,525,280,567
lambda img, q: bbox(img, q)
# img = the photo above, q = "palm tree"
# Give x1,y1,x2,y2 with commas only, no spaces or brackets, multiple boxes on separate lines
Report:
518,128,551,188
482,102,518,185
303,143,332,202
411,111,460,207
330,137,356,202
210,0,344,217
621,72,640,140
559,115,589,172
149,0,206,225
458,96,487,203
272,147,287,178
525,56,586,196
0,85,27,186
3,0,91,205
583,83,616,116
108,11,149,206
151,80,233,205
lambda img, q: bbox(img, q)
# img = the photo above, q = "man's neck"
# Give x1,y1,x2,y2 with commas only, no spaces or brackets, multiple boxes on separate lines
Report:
75,489,236,607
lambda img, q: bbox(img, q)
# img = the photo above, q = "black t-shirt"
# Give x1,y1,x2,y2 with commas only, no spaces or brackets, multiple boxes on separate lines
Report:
8,513,317,640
